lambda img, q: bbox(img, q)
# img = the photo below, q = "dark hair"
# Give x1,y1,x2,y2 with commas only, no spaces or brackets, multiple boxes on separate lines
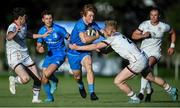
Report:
150,7,161,15
41,10,53,18
12,7,26,20
80,4,97,17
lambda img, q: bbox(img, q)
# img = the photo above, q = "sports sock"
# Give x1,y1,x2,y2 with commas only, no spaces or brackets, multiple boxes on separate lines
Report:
146,81,152,94
43,82,53,99
140,77,148,94
77,80,84,89
50,74,58,83
164,83,172,93
88,84,94,94
32,88,40,100
127,91,137,100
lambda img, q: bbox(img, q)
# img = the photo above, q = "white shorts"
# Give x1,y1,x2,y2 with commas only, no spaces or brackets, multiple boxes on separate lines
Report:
142,49,161,60
7,50,34,70
127,52,148,74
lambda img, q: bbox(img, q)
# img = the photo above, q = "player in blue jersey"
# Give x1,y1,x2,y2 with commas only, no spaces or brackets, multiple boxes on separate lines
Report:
67,4,102,101
36,10,70,102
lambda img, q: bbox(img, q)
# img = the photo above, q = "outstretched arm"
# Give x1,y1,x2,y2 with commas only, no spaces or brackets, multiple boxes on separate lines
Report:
69,42,107,51
27,30,52,39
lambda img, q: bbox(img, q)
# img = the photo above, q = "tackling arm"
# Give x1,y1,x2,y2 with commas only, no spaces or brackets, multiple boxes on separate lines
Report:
69,42,107,51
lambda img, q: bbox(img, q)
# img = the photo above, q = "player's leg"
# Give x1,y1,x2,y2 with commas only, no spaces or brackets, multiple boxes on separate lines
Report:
9,64,30,94
73,70,87,98
67,53,87,99
49,74,58,94
42,64,58,102
144,56,157,102
138,77,148,100
81,55,98,100
26,63,42,103
114,67,139,103
144,70,178,101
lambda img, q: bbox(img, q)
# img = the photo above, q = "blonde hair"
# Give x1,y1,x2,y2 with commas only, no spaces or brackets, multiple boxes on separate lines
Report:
80,4,97,17
105,20,118,30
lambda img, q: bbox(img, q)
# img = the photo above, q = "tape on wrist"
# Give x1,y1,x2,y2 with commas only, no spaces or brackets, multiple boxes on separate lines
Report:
170,43,175,48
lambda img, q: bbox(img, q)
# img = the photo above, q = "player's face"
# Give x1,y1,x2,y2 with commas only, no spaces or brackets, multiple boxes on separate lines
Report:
42,14,53,28
19,15,26,25
150,10,159,24
104,26,116,37
83,11,94,24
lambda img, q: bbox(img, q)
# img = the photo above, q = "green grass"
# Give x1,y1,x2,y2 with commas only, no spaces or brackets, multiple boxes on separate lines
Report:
0,73,179,107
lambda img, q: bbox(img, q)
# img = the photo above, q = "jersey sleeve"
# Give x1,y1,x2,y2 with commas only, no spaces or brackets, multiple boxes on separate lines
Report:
7,24,16,34
57,26,69,39
164,23,171,33
138,21,146,32
101,38,113,45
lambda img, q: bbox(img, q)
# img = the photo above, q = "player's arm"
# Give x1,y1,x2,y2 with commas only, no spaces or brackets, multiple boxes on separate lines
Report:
132,29,151,40
69,42,107,51
36,42,45,54
6,26,20,41
27,30,51,39
79,31,100,44
167,28,176,55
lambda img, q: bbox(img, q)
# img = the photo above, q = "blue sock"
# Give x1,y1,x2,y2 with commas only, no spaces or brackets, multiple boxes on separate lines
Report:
43,83,53,99
88,84,94,94
77,80,84,89
50,74,58,83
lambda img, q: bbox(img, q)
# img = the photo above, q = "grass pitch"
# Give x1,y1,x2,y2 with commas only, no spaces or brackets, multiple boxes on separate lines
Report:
0,73,179,107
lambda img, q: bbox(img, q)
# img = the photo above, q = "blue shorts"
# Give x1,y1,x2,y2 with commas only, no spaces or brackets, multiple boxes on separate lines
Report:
42,55,66,68
67,52,90,71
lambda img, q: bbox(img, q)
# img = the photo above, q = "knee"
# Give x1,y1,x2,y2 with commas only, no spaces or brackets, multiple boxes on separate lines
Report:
114,78,123,86
21,76,30,84
41,77,48,84
73,73,81,80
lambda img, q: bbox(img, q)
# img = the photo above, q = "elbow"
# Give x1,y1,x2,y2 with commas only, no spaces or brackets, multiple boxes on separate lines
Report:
6,37,13,41
131,35,136,40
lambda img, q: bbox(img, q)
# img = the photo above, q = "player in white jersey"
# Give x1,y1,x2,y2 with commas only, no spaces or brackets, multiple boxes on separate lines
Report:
6,7,50,103
69,20,178,103
132,7,176,102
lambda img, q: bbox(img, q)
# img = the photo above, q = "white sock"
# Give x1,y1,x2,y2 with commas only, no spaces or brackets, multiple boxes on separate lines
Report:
146,81,152,94
140,77,148,94
127,91,138,100
127,91,134,97
164,84,172,93
32,89,40,100
15,76,22,84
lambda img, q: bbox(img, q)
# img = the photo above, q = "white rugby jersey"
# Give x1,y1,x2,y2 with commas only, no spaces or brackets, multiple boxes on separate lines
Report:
6,23,28,52
103,32,142,63
138,20,171,53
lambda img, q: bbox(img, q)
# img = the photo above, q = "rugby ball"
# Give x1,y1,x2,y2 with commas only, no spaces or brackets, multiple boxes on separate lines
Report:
86,27,96,37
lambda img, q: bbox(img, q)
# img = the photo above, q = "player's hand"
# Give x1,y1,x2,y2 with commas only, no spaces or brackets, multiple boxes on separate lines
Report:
167,48,174,55
95,30,100,39
142,32,151,39
37,45,45,53
69,44,78,50
42,30,52,38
